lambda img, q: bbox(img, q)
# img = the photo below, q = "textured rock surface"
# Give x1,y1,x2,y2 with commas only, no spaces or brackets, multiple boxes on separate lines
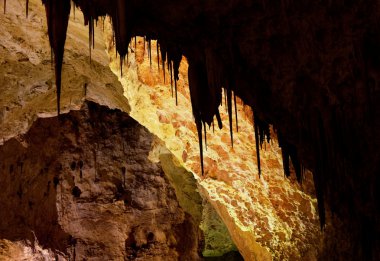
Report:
0,0,129,142
106,31,323,260
0,239,61,260
0,102,202,260
149,142,239,257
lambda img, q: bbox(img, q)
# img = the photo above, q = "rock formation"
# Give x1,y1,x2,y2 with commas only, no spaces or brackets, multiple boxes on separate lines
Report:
0,2,239,260
1,0,380,260
105,32,323,260
0,101,205,260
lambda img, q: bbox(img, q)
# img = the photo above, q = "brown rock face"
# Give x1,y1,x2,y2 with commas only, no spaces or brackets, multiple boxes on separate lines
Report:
0,102,201,260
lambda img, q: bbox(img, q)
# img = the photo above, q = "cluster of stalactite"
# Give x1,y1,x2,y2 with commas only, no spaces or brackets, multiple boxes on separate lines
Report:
10,1,380,242
4,0,321,225
35,0,279,178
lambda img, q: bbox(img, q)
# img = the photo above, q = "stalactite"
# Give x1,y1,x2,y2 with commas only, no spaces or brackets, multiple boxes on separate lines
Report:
171,50,181,106
227,88,234,147
203,121,207,150
92,19,95,49
224,88,228,113
196,119,204,175
112,0,131,61
234,92,238,132
26,0,29,18
188,57,216,175
148,39,152,68
157,42,160,71
3,0,6,14
174,79,178,105
42,0,71,115
216,110,223,129
163,57,166,83
120,56,124,77
253,113,261,177
143,36,146,55
169,60,173,91
278,132,302,182
162,54,166,83
169,60,174,97
88,16,93,64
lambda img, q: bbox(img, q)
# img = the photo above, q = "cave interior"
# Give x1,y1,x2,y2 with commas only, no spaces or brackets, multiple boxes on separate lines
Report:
2,0,380,260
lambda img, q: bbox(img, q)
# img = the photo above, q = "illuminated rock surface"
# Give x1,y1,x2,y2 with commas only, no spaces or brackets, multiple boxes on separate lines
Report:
0,0,129,142
105,29,322,260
